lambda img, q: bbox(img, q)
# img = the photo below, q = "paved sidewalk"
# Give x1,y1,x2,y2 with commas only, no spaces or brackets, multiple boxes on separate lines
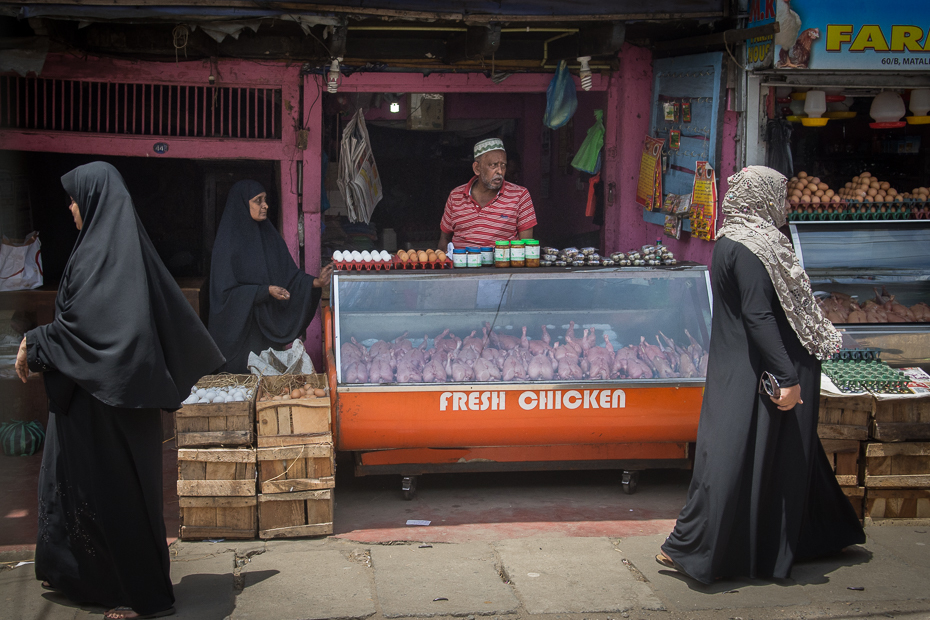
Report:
2,526,929,620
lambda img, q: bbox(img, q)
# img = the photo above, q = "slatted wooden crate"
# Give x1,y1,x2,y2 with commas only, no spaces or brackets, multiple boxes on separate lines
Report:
864,442,930,488
871,396,930,443
257,443,335,494
864,489,930,523
258,489,333,539
842,486,865,520
175,375,258,448
256,374,331,448
818,394,871,441
820,438,861,487
179,496,257,540
177,447,257,540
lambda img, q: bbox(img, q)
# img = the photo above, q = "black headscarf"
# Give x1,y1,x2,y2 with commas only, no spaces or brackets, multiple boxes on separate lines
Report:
29,162,225,410
208,180,321,368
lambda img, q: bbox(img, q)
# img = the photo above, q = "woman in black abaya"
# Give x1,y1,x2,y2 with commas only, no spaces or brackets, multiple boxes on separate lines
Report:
15,162,225,619
657,166,865,584
208,180,333,373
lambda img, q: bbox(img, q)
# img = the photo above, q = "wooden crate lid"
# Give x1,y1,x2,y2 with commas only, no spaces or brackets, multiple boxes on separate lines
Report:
178,447,257,462
865,442,930,457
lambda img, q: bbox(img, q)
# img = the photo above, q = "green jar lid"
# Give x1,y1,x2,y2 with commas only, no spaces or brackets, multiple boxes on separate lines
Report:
524,239,540,245
495,240,510,246
511,240,525,246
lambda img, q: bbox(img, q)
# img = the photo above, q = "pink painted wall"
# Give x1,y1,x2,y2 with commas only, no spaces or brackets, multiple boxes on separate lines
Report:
601,44,735,268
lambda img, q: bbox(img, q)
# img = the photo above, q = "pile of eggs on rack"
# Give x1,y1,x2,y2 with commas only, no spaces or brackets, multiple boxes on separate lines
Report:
332,250,392,265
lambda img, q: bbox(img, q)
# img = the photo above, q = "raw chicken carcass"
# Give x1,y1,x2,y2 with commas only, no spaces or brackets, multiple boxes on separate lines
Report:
501,349,528,381
527,350,554,381
422,356,447,383
433,328,460,354
473,357,502,382
367,356,394,384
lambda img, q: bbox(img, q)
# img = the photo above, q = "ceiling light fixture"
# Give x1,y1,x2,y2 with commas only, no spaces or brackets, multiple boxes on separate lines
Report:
327,57,343,94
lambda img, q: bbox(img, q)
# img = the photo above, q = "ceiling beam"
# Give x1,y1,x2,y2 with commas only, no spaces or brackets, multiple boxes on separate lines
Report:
548,22,626,61
445,23,501,64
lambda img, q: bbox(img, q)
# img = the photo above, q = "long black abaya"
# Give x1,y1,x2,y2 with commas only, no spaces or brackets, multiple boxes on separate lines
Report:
26,162,225,615
208,180,322,373
661,237,864,584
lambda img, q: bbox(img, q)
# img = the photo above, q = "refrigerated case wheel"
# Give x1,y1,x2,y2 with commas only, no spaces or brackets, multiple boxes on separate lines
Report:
621,470,640,495
401,475,417,500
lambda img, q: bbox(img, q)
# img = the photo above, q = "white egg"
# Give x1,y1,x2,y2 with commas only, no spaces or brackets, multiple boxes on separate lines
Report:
197,397,211,404
182,394,198,405
343,254,355,263
351,250,362,261
230,393,243,402
196,388,207,398
214,394,227,404
204,390,217,401
361,250,372,261
380,250,391,261
371,252,382,262
333,250,343,261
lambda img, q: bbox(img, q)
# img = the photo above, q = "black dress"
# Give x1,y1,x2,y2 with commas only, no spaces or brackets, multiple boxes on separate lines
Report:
208,180,322,373
26,162,225,615
661,237,864,584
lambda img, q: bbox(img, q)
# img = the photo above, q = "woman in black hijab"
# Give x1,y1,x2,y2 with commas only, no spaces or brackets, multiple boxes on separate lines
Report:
208,180,332,373
14,162,225,619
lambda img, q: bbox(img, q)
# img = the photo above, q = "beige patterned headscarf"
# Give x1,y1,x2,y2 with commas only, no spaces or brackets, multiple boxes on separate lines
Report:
717,166,841,361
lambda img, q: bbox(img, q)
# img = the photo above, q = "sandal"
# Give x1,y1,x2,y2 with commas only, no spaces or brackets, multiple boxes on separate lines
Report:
104,606,175,619
41,581,58,591
655,551,696,580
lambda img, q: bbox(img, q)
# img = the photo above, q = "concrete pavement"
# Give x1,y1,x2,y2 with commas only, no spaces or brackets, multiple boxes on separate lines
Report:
2,526,929,620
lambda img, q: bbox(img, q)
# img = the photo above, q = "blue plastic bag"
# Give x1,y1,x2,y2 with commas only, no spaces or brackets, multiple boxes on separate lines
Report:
543,60,577,129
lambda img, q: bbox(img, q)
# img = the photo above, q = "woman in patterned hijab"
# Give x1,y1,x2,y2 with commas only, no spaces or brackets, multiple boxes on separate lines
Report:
656,166,862,584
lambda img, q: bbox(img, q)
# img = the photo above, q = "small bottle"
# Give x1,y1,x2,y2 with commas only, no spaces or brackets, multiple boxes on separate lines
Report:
466,247,482,268
524,239,540,268
494,240,511,267
452,248,467,268
480,246,494,266
510,240,525,267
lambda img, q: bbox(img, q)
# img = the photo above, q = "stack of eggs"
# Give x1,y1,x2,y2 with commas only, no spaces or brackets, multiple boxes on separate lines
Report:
332,249,393,270
182,384,253,405
836,171,898,204
787,171,839,209
396,248,447,264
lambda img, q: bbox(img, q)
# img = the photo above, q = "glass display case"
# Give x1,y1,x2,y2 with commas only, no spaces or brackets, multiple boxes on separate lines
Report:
331,266,713,385
790,221,930,369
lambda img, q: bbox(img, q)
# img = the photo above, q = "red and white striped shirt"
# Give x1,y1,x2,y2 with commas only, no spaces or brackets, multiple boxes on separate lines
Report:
440,177,537,248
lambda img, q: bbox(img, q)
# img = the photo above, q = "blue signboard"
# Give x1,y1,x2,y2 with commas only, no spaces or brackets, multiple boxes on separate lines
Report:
774,0,930,71
153,142,169,154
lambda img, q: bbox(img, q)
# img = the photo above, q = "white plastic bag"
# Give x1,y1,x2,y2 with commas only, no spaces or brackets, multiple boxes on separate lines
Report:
0,232,43,291
247,338,315,376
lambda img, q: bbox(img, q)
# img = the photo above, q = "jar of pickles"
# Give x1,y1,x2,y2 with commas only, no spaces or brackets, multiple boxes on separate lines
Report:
524,239,540,267
510,240,526,267
494,240,510,267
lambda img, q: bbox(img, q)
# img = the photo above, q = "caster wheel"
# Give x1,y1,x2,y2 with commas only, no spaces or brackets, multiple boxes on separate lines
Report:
401,475,417,500
621,470,640,495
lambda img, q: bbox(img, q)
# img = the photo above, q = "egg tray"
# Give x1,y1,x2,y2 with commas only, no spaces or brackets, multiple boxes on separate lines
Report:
831,348,881,362
392,257,454,269
822,359,912,394
790,200,930,222
333,259,394,271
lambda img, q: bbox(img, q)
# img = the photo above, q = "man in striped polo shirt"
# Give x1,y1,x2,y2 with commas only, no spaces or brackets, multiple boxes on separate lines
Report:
438,138,537,249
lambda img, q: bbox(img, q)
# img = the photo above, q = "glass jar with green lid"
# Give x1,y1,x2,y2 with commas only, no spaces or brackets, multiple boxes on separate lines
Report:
494,240,510,267
510,240,525,267
524,239,540,267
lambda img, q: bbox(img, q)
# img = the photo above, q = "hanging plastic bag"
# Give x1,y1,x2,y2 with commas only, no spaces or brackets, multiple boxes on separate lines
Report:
0,232,43,292
543,60,578,129
571,109,605,174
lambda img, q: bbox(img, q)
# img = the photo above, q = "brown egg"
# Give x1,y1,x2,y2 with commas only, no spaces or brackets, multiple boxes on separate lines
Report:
887,188,898,196
880,182,891,190
798,171,808,178
427,252,438,263
811,177,821,185
800,195,811,203
789,196,800,205
861,171,871,178
813,190,824,197
790,176,798,183
831,195,842,204
436,251,446,263
291,388,303,399
845,181,853,189
824,189,835,198
816,183,828,191
810,196,821,204
313,388,326,397
852,176,860,184
867,188,878,197
408,251,419,262
869,181,880,190
894,195,904,202
397,250,408,262
863,196,874,203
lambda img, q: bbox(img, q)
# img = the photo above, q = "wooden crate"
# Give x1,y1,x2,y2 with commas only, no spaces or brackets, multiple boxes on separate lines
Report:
864,442,930,488
179,496,257,540
258,489,333,539
864,488,930,523
175,374,258,448
842,486,865,520
820,438,861,487
818,394,871,441
257,443,335,494
871,396,930,443
256,374,331,447
177,448,256,497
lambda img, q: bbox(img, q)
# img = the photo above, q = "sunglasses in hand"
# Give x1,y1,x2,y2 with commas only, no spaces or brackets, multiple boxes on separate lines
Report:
758,371,781,399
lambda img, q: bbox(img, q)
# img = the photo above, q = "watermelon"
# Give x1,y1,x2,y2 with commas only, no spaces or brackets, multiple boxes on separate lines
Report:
0,420,45,456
